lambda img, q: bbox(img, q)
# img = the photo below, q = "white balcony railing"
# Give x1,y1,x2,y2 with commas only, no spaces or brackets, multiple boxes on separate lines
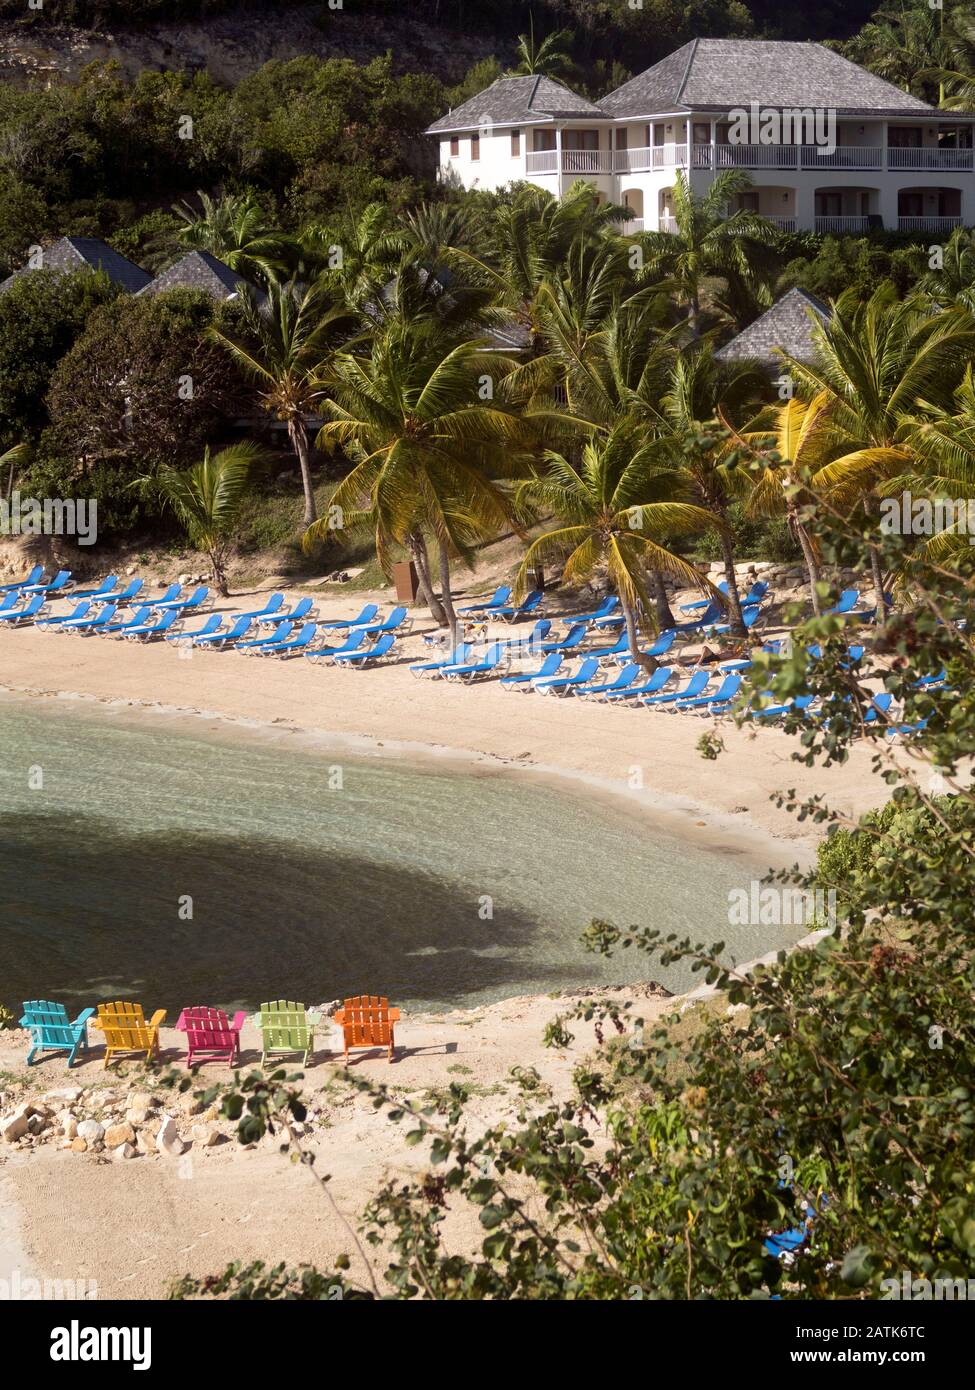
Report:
659,217,678,234
716,144,798,168
897,215,964,232
622,217,645,233
613,146,652,173
525,149,613,174
888,147,974,170
800,145,883,169
525,150,558,174
764,216,798,231
815,215,870,233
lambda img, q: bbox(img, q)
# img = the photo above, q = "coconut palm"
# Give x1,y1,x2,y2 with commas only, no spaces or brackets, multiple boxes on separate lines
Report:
1,441,29,504
636,171,780,338
143,442,264,596
301,202,410,311
724,394,834,614
210,280,352,527
785,284,975,621
515,422,715,669
171,190,292,282
917,226,975,312
305,323,528,638
509,20,574,79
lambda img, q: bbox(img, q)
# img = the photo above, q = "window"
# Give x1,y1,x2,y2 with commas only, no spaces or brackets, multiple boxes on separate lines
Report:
615,128,628,152
563,129,599,150
693,123,710,146
449,135,459,157
511,129,521,156
888,126,922,148
533,129,557,151
471,132,480,160
738,192,759,212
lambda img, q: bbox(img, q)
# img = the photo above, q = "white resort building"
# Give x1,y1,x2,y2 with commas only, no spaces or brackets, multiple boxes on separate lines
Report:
426,39,975,235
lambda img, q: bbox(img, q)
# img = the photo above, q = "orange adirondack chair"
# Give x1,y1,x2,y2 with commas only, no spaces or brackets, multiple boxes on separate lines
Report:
333,996,400,1063
94,1000,166,1065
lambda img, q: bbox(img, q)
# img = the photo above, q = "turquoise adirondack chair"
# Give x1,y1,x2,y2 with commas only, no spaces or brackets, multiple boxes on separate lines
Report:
20,1000,95,1067
257,1000,316,1066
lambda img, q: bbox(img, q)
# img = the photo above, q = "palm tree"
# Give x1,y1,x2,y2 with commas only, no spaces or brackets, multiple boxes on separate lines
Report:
917,226,975,311
842,2,945,102
2,441,29,504
636,171,780,338
305,324,528,639
302,202,409,311
210,280,352,527
143,443,264,596
171,190,292,282
509,19,574,78
516,422,715,669
724,394,834,614
785,284,975,621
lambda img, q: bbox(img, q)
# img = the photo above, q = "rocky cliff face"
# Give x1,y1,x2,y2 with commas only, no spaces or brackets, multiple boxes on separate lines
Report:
0,5,496,84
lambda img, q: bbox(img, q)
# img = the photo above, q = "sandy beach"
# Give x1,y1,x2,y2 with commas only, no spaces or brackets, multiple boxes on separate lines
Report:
0,580,892,1298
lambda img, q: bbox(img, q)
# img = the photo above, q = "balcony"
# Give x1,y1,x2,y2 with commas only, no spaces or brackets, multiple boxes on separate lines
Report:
525,149,612,174
888,147,974,170
815,215,870,233
897,215,964,232
800,146,883,169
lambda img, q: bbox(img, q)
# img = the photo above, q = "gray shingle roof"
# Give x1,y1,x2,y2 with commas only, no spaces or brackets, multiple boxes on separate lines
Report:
0,236,152,295
715,287,831,368
426,75,606,134
602,39,939,118
139,250,251,301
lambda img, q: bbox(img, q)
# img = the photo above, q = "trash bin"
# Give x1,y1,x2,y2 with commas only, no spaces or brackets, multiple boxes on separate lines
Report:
392,560,420,603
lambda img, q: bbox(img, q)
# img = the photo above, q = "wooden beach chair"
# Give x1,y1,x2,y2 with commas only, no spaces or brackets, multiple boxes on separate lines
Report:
20,1000,95,1068
175,1006,246,1067
333,996,400,1064
258,1000,316,1067
94,1000,166,1065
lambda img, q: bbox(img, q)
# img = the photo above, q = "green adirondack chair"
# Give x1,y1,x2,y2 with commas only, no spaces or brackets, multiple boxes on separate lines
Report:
257,1000,315,1066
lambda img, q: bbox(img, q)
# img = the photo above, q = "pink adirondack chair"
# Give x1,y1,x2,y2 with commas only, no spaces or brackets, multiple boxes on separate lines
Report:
175,1006,246,1067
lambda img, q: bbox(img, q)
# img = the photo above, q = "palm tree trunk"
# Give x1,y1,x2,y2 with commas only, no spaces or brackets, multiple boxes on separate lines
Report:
621,594,657,673
288,416,318,527
437,539,461,646
868,542,887,628
408,532,446,626
718,528,746,637
208,548,230,598
688,289,701,340
647,568,675,629
790,505,821,616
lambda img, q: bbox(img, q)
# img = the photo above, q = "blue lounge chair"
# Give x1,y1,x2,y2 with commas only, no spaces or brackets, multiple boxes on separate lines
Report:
578,662,643,701
0,593,45,625
0,564,43,593
863,691,894,724
67,574,118,602
603,627,677,668
235,593,286,622
61,604,119,635
91,577,144,606
36,600,93,629
152,585,209,616
166,613,223,645
0,592,19,614
501,619,552,653
305,628,369,665
101,604,152,635
333,631,397,668
236,620,295,653
642,669,713,707
825,588,861,617
196,615,254,649
751,693,818,722
587,630,629,660
681,580,729,612
534,656,600,695
604,665,675,703
494,590,544,623
20,569,71,597
683,580,771,612
261,622,319,658
705,603,763,638
123,609,179,642
914,668,946,689
411,643,472,678
539,621,590,654
151,583,182,606
500,653,563,691
672,671,743,714
458,585,512,615
255,595,315,626
318,604,380,633
886,719,929,738
674,593,727,632
354,605,412,637
559,595,618,627
441,641,508,682
20,1000,95,1068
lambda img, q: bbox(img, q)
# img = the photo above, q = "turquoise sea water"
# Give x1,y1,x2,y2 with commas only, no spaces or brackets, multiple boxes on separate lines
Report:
0,697,804,1014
